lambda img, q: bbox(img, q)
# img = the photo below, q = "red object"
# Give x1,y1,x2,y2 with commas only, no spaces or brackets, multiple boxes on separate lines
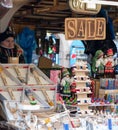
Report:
107,48,113,56
71,82,76,93
71,82,76,86
32,97,35,100
71,54,76,58
71,88,76,93
90,79,95,99
59,96,75,128
52,46,56,52
91,99,95,103
105,61,114,73
76,89,80,92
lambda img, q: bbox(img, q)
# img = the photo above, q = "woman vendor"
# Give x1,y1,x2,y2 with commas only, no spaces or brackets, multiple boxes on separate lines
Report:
0,28,25,63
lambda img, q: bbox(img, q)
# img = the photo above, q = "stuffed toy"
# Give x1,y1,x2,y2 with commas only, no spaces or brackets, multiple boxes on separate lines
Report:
92,50,105,75
104,48,114,73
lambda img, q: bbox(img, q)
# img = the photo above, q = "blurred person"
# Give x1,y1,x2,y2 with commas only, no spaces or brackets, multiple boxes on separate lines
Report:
0,28,25,63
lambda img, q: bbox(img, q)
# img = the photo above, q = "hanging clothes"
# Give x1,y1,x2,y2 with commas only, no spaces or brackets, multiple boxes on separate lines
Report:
16,27,37,63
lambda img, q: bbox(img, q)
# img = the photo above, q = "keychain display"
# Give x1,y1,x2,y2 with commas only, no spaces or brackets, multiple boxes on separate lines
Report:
38,35,60,64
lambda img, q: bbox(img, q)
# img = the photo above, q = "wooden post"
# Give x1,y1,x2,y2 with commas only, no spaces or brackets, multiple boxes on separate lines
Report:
0,0,33,33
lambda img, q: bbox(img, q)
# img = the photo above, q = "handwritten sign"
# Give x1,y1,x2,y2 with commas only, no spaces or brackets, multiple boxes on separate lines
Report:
65,18,106,40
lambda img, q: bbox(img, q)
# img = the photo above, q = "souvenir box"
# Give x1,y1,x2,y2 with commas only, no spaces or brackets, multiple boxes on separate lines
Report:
0,64,56,124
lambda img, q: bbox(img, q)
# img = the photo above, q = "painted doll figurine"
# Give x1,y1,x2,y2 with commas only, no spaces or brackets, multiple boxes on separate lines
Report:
92,50,105,75
104,48,115,74
61,68,71,94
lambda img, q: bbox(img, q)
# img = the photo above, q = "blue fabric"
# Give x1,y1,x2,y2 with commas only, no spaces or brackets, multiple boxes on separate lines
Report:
98,8,115,40
114,65,118,74
70,40,85,67
107,17,115,40
17,27,37,63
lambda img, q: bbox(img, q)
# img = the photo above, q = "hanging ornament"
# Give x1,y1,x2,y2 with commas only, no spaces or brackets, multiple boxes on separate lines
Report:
48,46,53,54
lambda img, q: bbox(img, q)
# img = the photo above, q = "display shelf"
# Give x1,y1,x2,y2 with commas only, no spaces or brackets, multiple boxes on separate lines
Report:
75,87,91,91
98,80,118,112
75,80,91,83
77,103,92,106
76,92,92,94
0,64,55,86
74,68,90,72
73,60,92,115
99,89,118,98
90,103,114,107
77,94,89,98
99,89,118,94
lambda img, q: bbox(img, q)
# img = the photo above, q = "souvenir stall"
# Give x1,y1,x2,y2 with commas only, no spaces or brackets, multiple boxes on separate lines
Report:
0,63,91,130
0,0,118,130
0,38,118,128
29,14,118,130
54,0,118,129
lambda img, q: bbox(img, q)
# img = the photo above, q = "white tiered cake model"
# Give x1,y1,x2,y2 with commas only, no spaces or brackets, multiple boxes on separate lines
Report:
73,60,92,115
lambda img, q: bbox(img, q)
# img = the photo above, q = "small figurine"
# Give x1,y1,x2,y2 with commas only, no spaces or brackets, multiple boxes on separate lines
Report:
69,82,77,105
92,50,104,76
69,94,77,105
25,88,37,105
104,48,115,74
60,68,71,94
70,82,76,93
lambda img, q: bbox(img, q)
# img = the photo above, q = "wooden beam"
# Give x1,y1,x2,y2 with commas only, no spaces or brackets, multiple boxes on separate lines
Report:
0,0,34,33
53,0,58,6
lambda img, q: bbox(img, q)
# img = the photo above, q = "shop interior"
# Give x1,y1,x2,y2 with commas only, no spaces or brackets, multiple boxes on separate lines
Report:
0,0,118,130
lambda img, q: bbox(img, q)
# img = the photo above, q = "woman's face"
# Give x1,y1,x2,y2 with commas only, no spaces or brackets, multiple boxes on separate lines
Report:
1,37,15,49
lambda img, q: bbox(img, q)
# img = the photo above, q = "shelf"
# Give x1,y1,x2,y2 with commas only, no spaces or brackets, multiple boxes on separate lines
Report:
75,80,91,83
73,60,92,113
74,68,90,72
76,92,92,94
77,103,92,106
90,103,115,107
99,89,118,95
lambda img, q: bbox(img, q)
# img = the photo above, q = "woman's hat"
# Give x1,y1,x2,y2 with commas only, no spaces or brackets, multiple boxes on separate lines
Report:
0,28,14,43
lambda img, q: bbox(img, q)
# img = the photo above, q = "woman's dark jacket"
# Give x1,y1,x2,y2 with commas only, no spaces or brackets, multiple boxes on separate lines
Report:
0,45,25,63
